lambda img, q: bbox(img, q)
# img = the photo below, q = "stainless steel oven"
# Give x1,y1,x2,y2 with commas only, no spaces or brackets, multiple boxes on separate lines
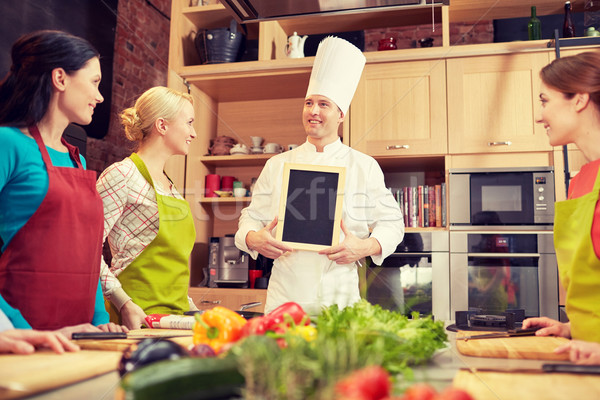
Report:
449,231,559,320
364,231,449,321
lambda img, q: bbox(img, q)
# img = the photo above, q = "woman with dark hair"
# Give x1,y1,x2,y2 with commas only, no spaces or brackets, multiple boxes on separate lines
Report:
522,50,600,363
0,30,125,337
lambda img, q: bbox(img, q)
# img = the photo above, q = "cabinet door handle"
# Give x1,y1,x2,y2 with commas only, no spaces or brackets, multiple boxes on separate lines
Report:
199,300,221,304
386,144,410,150
487,141,512,146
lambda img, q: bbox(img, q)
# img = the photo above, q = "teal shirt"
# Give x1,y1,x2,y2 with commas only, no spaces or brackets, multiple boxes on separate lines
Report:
0,126,109,328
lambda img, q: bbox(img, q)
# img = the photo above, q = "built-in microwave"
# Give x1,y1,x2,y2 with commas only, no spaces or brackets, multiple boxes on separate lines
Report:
448,167,555,228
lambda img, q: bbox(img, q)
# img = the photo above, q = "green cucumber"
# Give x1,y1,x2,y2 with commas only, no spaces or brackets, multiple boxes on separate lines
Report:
119,356,244,400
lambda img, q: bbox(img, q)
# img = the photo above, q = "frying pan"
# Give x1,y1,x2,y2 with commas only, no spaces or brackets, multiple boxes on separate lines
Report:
184,302,264,319
236,310,263,319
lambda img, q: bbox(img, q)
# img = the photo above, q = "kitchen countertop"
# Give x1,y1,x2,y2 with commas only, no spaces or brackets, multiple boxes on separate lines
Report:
14,331,600,400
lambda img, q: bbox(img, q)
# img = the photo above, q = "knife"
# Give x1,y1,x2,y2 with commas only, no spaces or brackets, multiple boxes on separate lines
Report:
542,364,600,374
457,327,539,341
462,364,600,375
72,332,192,340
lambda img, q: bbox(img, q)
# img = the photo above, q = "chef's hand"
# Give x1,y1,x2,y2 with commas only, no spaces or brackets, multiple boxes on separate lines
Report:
246,217,293,259
319,220,381,264
522,317,571,338
0,329,80,355
120,300,148,330
555,340,600,364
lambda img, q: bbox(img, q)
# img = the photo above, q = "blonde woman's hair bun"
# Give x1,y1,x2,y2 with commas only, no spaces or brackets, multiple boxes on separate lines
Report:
120,107,143,142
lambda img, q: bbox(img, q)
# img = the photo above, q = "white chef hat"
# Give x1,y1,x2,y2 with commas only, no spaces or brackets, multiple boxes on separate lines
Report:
305,36,366,115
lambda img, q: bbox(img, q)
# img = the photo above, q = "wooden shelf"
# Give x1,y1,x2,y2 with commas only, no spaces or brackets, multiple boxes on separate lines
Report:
199,153,276,167
183,4,232,29
376,155,446,171
274,5,444,36
199,196,252,203
405,227,447,232
181,60,312,102
448,0,585,23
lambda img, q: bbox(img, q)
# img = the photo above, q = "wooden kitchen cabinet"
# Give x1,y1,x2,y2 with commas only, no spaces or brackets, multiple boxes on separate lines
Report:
168,0,600,277
189,287,267,313
447,51,552,154
350,59,448,157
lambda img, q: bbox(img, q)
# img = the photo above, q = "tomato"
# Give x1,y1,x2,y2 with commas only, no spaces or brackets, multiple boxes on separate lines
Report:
401,384,437,400
435,387,474,400
335,365,391,400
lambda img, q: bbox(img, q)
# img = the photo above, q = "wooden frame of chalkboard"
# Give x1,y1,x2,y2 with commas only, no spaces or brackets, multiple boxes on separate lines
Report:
276,163,346,251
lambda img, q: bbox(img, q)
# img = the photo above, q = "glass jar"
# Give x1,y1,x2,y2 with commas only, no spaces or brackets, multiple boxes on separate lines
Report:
378,37,397,51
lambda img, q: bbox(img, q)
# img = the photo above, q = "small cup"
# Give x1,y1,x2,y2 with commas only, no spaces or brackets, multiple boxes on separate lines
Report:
233,180,243,189
221,176,235,191
254,277,269,289
264,143,282,154
233,187,247,198
287,144,299,151
248,270,263,288
205,174,220,197
250,136,264,147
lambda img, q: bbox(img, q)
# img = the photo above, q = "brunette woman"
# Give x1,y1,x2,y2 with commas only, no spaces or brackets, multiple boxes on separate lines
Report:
523,50,600,361
0,30,125,336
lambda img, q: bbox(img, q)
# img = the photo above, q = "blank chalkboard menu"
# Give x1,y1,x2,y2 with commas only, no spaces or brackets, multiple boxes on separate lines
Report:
0,0,118,139
276,163,346,251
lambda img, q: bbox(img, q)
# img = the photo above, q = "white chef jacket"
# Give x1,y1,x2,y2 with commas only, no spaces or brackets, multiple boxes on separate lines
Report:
235,139,404,315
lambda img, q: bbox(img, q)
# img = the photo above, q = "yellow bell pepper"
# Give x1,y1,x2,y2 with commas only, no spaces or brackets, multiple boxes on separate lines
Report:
193,306,247,353
289,325,317,342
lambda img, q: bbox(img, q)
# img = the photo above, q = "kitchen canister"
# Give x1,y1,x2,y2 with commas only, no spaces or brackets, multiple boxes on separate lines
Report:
221,176,235,191
194,19,244,64
205,174,220,197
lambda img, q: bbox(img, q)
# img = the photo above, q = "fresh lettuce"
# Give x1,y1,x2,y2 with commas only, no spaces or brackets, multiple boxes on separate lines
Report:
316,300,447,374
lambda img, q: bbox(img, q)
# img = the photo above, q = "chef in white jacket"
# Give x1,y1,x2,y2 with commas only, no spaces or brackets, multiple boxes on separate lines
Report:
235,36,404,315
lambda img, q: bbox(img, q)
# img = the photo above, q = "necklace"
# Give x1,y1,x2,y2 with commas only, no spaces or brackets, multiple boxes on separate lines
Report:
158,174,177,198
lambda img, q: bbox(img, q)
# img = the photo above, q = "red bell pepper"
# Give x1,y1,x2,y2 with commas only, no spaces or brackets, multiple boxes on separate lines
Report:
240,302,309,338
263,302,309,330
240,315,268,337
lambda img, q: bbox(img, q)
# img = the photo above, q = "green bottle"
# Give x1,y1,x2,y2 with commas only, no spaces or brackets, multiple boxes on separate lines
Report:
528,6,542,40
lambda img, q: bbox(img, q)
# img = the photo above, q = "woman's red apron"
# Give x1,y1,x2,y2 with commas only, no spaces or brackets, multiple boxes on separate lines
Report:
0,125,104,330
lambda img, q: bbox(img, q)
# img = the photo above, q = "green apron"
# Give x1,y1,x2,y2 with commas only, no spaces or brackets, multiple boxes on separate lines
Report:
108,153,196,323
554,166,600,342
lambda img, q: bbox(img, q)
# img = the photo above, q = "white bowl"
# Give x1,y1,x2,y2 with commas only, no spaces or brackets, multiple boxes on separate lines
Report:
233,188,247,198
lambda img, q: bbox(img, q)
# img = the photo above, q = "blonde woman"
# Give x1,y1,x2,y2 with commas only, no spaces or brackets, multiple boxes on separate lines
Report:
97,86,198,329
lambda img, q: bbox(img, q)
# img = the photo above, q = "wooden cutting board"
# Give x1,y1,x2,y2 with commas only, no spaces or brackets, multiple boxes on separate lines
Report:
0,350,122,400
453,369,600,400
455,331,570,360
75,328,194,351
